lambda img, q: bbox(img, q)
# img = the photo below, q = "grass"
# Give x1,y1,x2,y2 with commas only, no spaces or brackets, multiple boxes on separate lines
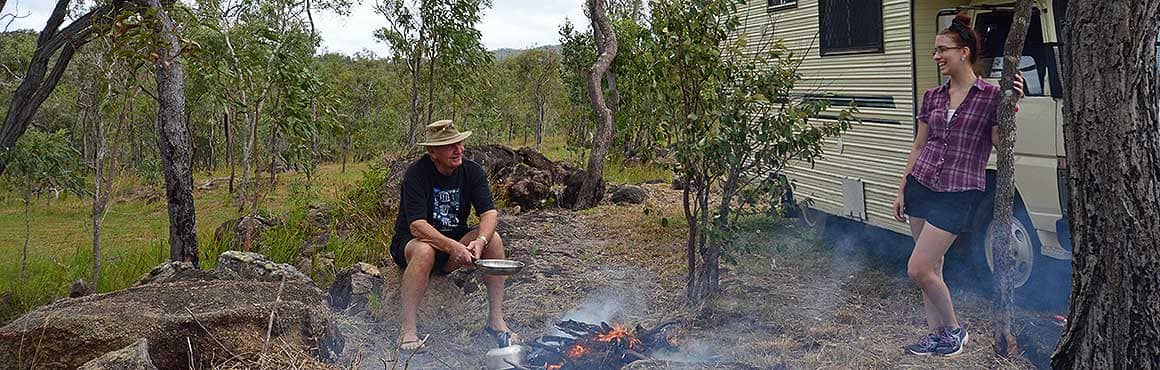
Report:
0,160,385,323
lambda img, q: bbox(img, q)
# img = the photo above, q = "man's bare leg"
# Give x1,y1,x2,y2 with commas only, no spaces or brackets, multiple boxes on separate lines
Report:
401,240,436,349
456,230,516,341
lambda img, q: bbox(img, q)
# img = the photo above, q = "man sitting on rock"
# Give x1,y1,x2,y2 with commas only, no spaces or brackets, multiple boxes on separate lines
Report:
390,120,518,350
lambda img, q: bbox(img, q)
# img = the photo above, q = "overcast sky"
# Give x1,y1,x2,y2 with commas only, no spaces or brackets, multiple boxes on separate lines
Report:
1,0,587,55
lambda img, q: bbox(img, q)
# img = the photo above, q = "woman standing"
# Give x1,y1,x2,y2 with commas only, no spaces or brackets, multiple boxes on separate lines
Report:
893,13,1023,357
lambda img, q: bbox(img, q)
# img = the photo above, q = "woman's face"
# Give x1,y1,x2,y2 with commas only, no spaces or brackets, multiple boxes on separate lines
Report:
933,34,970,76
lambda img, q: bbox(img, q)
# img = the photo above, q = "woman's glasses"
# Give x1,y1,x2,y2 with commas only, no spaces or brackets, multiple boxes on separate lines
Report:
933,46,965,55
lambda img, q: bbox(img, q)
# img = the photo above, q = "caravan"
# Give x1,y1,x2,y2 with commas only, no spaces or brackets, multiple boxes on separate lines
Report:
735,0,1071,297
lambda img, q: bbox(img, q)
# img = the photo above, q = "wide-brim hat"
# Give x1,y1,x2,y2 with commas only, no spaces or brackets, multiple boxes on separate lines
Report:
417,120,472,146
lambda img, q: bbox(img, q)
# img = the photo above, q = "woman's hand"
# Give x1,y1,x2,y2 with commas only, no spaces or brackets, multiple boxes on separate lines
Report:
1014,73,1025,100
892,181,907,223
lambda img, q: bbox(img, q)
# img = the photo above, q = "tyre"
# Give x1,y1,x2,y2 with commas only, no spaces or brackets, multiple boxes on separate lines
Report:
963,190,1070,309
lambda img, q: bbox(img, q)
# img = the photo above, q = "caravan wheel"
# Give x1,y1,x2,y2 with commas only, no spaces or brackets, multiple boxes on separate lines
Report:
983,215,1039,289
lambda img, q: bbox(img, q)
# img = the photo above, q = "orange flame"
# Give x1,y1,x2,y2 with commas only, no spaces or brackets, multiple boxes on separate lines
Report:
566,344,590,359
595,324,642,348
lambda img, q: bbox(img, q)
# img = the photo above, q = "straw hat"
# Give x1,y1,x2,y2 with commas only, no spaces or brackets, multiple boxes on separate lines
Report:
417,120,471,146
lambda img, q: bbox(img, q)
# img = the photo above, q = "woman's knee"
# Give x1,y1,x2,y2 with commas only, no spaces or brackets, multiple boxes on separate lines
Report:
907,261,939,286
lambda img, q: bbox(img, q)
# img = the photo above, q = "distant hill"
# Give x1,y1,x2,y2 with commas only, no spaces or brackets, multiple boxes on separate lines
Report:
491,44,562,61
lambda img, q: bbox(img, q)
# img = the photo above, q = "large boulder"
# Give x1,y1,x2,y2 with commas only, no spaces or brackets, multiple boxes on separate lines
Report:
611,185,649,204
560,171,606,209
212,215,282,250
327,263,385,313
0,280,343,369
135,252,313,287
77,338,157,370
215,251,314,285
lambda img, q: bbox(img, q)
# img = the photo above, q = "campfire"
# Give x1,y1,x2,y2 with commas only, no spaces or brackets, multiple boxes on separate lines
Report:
524,319,683,370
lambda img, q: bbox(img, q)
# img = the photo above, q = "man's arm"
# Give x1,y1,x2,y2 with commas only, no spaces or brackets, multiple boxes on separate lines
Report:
409,220,465,253
467,210,499,258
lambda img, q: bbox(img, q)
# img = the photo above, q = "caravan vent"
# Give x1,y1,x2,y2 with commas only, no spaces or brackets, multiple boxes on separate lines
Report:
841,177,867,221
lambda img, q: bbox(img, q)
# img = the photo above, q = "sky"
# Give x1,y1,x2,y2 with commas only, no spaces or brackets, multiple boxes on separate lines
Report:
1,0,588,55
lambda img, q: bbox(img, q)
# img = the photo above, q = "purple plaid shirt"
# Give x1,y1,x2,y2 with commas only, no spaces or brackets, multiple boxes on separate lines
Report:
912,78,1000,192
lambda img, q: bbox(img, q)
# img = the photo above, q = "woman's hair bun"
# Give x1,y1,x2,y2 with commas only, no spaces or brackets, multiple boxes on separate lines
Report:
952,13,973,29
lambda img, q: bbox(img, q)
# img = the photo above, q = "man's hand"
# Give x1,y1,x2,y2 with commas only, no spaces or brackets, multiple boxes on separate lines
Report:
466,239,487,260
450,242,475,267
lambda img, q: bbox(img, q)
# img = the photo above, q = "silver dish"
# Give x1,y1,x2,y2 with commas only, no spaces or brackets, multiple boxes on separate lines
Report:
473,259,525,276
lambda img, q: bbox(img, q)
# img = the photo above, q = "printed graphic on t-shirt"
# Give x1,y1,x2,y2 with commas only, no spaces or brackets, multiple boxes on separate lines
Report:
432,187,461,231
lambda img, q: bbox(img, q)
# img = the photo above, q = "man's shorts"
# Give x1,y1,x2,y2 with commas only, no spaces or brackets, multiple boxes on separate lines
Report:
389,226,478,273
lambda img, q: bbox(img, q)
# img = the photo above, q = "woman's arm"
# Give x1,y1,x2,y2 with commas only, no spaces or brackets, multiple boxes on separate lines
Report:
903,120,931,183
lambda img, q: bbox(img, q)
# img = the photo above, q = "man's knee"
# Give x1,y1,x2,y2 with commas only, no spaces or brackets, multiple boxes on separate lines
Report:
405,241,437,269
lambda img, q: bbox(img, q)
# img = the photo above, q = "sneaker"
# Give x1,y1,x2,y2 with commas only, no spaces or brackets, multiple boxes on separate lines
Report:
952,327,969,347
905,333,942,356
934,326,966,357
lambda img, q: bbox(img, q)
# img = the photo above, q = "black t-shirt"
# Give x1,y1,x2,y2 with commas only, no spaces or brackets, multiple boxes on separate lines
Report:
393,155,495,243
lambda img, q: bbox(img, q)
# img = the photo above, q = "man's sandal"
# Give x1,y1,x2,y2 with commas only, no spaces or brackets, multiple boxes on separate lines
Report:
399,334,429,353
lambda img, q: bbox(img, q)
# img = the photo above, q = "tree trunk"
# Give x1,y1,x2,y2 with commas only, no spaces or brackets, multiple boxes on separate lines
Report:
0,0,115,173
569,0,617,210
226,107,234,192
149,0,199,266
425,35,439,129
209,109,217,171
21,191,29,278
1052,1,1160,368
407,52,423,145
989,0,1034,357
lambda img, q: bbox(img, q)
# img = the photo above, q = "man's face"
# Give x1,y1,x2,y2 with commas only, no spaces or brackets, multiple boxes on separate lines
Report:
428,141,465,169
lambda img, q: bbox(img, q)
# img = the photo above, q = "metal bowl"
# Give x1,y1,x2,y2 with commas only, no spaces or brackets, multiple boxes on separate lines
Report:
473,259,525,276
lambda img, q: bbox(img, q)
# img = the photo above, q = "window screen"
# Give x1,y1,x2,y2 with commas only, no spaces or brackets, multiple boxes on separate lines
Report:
818,0,884,55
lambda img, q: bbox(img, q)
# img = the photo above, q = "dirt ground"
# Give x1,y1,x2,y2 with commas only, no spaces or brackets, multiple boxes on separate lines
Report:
335,184,1063,369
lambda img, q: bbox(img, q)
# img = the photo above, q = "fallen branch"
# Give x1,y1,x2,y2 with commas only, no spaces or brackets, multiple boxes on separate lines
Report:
402,333,429,370
185,306,239,359
259,276,286,367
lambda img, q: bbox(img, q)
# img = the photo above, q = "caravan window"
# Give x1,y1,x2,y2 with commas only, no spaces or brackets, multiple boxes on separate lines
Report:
975,9,1053,97
768,0,796,11
818,0,884,56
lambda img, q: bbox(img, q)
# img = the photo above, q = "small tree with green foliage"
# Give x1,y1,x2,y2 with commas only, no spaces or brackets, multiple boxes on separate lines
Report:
651,0,855,304
0,129,84,278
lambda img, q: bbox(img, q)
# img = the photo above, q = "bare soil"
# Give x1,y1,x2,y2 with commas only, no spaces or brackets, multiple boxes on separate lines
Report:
337,184,1061,369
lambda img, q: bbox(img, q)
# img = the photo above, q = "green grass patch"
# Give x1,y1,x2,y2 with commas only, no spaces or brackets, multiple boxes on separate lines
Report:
0,160,387,323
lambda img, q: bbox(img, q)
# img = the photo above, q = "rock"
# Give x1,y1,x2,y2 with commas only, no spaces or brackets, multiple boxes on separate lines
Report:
77,338,157,370
516,147,570,183
212,215,282,251
69,279,91,298
328,263,385,313
306,203,334,228
640,179,668,185
505,205,522,216
371,267,468,325
560,171,606,209
464,145,522,178
300,231,331,259
671,177,688,190
611,185,649,204
134,261,216,286
0,280,342,369
0,292,11,312
215,251,313,285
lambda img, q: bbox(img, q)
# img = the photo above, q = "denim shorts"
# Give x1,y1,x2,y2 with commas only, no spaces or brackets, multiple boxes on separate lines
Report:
903,175,984,234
